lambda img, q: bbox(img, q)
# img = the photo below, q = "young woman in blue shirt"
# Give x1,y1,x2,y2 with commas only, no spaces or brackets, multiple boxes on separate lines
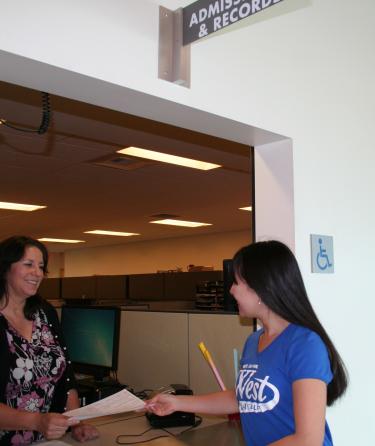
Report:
146,240,348,446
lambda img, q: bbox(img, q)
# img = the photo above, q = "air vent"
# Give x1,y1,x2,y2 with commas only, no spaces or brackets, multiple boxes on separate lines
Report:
150,213,180,219
91,155,155,171
110,157,135,165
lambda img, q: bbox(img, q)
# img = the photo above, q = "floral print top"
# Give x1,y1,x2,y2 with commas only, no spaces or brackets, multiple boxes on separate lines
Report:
0,309,66,446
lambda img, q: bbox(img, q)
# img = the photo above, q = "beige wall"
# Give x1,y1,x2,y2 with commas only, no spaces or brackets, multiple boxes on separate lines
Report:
117,310,252,394
54,230,250,277
47,252,65,278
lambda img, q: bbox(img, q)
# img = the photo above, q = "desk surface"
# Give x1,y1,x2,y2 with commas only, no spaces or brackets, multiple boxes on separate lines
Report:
42,413,245,446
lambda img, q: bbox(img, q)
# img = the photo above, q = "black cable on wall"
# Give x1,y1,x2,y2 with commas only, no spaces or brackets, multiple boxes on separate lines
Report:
0,92,51,134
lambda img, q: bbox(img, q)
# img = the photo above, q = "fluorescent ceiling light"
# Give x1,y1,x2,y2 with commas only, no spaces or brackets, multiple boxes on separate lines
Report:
117,147,221,171
150,219,212,228
239,206,252,211
84,230,140,237
0,201,46,212
38,238,85,244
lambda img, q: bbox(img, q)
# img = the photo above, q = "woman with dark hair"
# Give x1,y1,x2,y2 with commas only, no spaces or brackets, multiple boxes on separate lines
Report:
0,236,99,445
146,240,348,445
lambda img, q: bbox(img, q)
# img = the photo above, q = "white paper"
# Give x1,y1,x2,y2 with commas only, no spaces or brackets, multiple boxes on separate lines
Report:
36,441,72,446
64,388,145,420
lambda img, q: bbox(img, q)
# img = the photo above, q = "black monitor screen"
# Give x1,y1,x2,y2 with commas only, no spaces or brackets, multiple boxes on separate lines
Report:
61,306,120,380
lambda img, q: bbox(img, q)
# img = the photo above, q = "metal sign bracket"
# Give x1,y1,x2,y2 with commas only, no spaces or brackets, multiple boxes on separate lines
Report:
158,7,191,88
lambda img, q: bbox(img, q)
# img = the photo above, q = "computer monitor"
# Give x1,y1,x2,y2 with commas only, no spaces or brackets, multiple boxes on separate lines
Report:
60,305,120,381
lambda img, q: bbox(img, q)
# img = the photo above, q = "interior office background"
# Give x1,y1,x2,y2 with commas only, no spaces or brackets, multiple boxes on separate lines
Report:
47,230,251,277
0,0,374,444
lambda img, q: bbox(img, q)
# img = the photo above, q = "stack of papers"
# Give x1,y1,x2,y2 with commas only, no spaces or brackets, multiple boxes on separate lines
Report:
64,388,145,420
36,441,72,446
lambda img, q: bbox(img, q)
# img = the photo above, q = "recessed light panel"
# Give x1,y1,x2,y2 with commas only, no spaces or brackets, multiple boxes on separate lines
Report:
84,230,140,237
0,201,46,211
150,219,212,228
117,147,221,171
38,238,84,244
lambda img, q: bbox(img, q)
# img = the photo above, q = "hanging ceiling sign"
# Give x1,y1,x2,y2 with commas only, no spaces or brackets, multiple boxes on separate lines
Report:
183,0,284,45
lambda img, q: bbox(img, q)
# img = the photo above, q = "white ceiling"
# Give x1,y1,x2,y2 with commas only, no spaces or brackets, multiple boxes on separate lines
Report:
0,81,252,252
154,0,193,9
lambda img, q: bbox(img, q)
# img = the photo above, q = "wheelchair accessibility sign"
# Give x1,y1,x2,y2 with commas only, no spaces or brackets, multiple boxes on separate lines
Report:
310,234,334,274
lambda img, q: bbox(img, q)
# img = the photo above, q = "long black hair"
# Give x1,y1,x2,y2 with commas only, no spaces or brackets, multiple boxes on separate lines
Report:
0,235,48,319
233,240,348,406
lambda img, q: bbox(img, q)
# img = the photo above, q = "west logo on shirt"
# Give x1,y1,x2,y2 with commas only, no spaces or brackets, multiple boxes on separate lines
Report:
236,365,280,413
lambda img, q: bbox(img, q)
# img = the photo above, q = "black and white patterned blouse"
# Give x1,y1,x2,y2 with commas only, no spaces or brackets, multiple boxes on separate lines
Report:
0,309,66,446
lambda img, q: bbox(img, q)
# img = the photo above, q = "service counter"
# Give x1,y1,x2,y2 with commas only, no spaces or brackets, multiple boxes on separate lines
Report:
39,413,245,446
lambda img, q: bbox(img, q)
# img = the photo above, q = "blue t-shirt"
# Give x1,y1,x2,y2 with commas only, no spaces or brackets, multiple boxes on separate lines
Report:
236,324,333,446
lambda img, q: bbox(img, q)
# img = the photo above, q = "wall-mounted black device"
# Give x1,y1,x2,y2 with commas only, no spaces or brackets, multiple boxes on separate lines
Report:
146,384,196,428
223,259,238,312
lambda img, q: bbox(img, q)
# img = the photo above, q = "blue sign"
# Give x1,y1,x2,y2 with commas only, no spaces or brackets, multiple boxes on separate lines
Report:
310,234,334,274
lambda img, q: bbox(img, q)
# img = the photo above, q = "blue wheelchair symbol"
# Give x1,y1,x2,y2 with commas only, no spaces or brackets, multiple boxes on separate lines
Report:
316,238,332,270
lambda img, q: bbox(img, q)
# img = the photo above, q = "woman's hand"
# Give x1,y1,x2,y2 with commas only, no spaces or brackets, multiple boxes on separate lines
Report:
34,412,79,440
71,423,100,442
145,390,238,417
145,393,179,416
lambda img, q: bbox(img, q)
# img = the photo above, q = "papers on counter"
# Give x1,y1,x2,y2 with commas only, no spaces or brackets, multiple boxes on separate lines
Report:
35,440,70,446
36,441,72,446
64,388,145,420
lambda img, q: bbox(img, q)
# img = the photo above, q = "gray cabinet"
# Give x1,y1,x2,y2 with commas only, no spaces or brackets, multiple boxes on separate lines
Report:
96,275,127,301
38,278,61,300
128,274,164,301
46,271,222,305
60,275,126,302
61,276,96,301
164,271,222,301
127,271,222,302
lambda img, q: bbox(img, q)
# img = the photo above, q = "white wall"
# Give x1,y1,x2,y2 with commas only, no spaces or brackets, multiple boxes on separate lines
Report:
62,230,250,277
254,139,295,250
1,1,374,443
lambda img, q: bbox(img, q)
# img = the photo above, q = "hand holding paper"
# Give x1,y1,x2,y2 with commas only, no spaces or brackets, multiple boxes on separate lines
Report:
64,388,145,420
